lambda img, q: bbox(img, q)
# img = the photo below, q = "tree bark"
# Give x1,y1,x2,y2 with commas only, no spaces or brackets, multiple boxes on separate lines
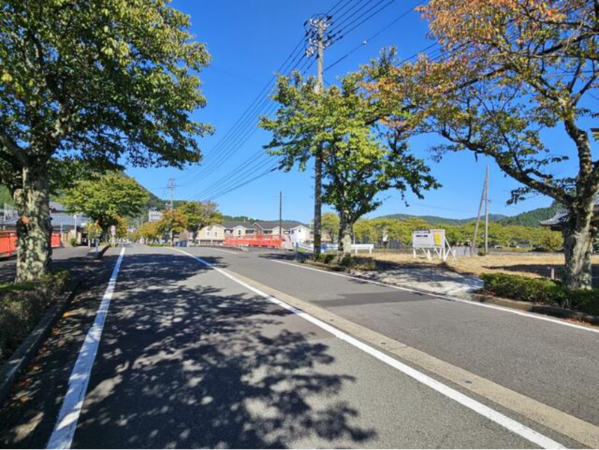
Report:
562,204,596,292
338,214,353,255
14,163,52,282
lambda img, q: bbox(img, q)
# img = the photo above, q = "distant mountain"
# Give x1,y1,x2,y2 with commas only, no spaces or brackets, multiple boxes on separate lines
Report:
497,203,562,227
378,212,508,225
379,203,562,228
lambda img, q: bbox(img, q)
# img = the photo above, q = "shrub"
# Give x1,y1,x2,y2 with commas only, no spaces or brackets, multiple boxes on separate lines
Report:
480,273,565,305
568,290,599,316
69,237,78,247
314,253,335,264
481,273,599,316
0,271,69,364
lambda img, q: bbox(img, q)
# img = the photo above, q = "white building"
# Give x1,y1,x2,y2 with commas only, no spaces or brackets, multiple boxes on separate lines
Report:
289,224,312,245
148,209,163,223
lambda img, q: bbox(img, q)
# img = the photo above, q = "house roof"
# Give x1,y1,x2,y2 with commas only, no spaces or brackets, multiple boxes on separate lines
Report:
539,210,569,228
254,220,307,230
223,221,254,229
1,211,91,228
539,202,599,229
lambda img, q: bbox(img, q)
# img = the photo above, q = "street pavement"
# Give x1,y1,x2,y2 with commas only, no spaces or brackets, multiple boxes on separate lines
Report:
2,244,599,448
0,246,93,284
183,246,599,428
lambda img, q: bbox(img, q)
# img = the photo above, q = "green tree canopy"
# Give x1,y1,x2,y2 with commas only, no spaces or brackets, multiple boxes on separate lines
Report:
0,0,211,280
156,209,188,245
177,201,222,239
365,1,598,289
321,212,340,242
61,173,149,234
261,72,438,253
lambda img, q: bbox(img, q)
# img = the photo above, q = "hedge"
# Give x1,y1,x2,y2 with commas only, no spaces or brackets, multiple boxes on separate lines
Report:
480,273,599,316
0,271,69,364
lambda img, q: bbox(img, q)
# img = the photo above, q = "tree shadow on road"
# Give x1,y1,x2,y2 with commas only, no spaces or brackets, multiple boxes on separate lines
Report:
71,252,375,448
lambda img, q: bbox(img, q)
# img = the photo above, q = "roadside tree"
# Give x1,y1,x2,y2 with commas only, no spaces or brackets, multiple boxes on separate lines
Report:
156,209,188,246
321,212,340,244
262,72,438,254
61,173,148,238
135,221,161,244
0,0,211,281
178,201,222,242
366,1,599,289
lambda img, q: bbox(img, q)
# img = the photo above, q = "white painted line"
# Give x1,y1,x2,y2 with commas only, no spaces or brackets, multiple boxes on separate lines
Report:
47,247,126,450
270,259,599,335
207,247,243,255
174,248,564,449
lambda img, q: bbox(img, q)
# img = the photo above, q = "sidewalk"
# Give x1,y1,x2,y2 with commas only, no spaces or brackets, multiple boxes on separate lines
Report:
0,246,93,284
351,265,483,299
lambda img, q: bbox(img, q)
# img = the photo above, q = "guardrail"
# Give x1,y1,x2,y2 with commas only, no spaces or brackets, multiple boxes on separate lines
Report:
225,237,282,248
0,231,62,257
294,242,374,254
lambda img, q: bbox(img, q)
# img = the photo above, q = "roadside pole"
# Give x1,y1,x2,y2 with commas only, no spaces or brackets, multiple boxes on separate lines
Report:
472,168,489,256
306,15,331,257
279,191,283,249
484,165,489,255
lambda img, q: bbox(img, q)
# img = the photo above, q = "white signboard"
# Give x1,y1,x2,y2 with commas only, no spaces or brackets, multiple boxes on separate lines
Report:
110,225,116,236
412,229,445,249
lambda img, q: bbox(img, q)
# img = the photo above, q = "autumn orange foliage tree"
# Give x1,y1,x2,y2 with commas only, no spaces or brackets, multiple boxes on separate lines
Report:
366,0,599,291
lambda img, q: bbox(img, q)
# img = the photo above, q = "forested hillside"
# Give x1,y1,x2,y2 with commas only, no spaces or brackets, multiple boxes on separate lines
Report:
497,203,562,227
379,213,508,225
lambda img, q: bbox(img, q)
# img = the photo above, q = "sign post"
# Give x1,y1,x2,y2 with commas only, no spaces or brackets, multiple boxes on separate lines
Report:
110,225,116,247
412,229,455,262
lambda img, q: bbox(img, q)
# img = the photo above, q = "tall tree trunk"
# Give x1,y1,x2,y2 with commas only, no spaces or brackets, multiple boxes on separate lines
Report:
562,203,596,292
14,163,52,282
338,214,353,255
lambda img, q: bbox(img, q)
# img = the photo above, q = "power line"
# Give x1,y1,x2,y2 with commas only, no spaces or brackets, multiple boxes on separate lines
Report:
325,3,422,72
185,1,399,203
329,0,398,43
182,0,365,187
206,165,279,202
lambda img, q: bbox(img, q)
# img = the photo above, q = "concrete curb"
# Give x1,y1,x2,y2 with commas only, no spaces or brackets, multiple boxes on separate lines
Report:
0,280,83,407
303,260,345,272
472,293,599,326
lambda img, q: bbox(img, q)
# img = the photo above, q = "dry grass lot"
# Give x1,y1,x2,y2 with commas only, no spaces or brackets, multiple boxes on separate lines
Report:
364,251,599,284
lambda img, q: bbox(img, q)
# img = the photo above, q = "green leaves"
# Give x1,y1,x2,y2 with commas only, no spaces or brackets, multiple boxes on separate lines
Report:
61,172,149,232
262,70,438,239
0,0,212,174
177,201,222,233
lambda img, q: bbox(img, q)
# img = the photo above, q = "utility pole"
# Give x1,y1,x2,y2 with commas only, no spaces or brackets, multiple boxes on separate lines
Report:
279,191,283,248
484,165,490,255
305,14,332,256
167,178,176,210
472,168,489,256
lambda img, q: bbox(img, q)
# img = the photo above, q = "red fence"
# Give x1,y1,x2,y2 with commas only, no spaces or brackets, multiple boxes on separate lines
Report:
225,236,282,249
0,231,62,257
0,231,17,257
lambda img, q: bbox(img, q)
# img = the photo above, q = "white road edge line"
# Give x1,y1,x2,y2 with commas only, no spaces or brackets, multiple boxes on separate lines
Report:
174,248,564,449
207,247,243,255
270,259,599,335
47,247,126,450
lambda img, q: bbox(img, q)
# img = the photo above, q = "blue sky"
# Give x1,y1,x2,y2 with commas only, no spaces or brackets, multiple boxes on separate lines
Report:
127,0,575,222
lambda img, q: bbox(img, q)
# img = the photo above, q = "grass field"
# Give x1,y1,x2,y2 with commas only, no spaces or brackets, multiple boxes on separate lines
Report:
365,251,599,284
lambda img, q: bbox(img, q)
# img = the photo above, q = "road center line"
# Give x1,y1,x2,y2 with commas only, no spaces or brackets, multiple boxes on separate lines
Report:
175,248,564,449
269,258,599,335
47,247,126,450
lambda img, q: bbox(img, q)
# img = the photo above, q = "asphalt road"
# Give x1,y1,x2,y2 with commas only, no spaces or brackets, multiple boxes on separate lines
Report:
4,244,599,448
0,246,92,283
182,246,599,428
